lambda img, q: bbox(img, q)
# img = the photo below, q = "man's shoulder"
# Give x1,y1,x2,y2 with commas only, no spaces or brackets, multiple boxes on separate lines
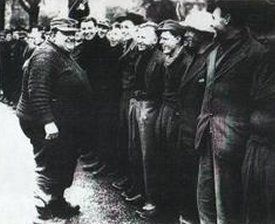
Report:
31,41,62,62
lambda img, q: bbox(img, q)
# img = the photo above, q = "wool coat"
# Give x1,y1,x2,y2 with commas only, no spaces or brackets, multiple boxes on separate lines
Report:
195,28,267,163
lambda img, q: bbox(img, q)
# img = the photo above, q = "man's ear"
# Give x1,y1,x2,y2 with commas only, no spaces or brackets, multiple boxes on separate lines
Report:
153,35,158,45
223,13,231,25
176,35,182,44
212,7,230,26
212,7,222,20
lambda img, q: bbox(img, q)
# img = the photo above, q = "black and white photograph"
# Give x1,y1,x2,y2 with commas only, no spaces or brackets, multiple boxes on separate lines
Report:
0,0,275,223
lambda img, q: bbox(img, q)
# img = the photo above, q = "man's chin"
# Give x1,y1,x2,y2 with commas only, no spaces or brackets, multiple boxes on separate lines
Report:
137,46,146,51
84,35,95,41
110,42,118,47
162,49,171,55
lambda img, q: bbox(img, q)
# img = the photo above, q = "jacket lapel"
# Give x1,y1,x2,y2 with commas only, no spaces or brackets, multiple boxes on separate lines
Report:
211,33,250,82
179,54,206,89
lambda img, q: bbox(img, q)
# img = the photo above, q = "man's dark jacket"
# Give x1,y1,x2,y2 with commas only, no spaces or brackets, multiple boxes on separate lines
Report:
132,47,165,100
177,50,208,153
195,28,267,162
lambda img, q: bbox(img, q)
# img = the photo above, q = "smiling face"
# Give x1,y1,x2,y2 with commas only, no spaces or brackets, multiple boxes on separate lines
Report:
54,30,76,52
97,25,109,39
136,26,158,52
80,20,97,41
75,29,83,45
159,31,182,55
6,33,12,42
120,20,136,41
107,28,122,47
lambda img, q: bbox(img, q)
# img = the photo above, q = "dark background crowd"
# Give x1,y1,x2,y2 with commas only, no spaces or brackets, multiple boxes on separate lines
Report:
1,0,275,224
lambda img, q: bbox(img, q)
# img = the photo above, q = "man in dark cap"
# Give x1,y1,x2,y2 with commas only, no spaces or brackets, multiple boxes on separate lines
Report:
111,13,146,189
141,19,187,220
16,17,92,222
123,22,165,208
97,19,111,39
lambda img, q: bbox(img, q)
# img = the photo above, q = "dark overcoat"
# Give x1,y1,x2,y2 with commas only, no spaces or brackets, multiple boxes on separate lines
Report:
195,28,267,163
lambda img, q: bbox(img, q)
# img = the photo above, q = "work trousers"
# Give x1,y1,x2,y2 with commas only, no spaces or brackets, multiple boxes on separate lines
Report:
116,89,132,176
197,133,243,224
94,100,119,168
155,103,182,206
128,98,159,201
19,119,80,204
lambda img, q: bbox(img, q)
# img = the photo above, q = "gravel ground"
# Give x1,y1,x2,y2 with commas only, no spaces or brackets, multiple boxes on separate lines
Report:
0,103,179,224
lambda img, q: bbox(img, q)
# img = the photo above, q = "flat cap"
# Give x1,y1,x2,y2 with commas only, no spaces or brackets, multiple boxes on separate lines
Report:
115,12,145,25
180,11,216,33
97,19,111,28
139,21,158,29
50,17,78,32
157,19,186,36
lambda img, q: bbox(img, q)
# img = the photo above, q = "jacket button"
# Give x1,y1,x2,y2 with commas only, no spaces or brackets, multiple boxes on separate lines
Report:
175,112,180,116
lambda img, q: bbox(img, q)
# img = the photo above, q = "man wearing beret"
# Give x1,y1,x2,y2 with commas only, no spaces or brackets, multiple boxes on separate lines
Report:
16,17,92,222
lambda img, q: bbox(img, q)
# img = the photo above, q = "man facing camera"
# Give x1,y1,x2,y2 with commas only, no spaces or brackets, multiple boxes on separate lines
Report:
125,22,165,211
16,17,92,222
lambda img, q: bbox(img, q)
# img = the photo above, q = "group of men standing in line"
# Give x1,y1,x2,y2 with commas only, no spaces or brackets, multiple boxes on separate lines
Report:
4,0,275,223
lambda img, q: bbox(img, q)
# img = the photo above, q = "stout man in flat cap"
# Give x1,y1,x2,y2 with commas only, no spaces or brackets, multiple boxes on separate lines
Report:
16,17,92,222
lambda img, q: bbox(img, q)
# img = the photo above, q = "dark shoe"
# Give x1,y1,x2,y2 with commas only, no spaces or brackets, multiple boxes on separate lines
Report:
112,177,129,191
92,164,107,177
179,214,199,224
49,198,80,219
106,169,120,178
136,207,159,220
82,161,101,172
124,192,143,202
80,152,97,163
34,196,54,221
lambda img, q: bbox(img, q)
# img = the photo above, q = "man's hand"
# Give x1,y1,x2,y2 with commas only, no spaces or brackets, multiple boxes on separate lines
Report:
44,122,59,140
